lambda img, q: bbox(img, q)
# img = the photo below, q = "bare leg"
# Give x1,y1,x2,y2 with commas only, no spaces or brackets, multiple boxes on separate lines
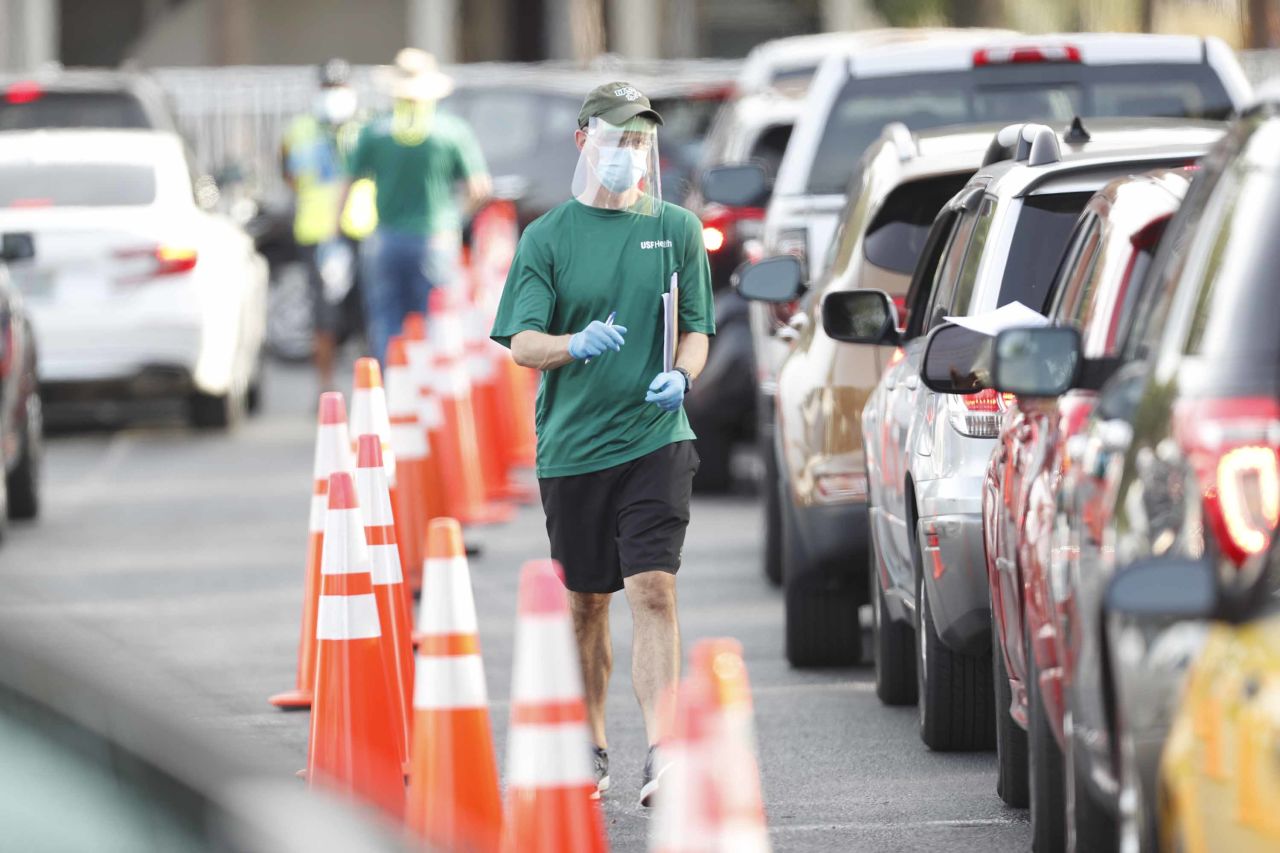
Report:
570,591,613,748
623,571,680,745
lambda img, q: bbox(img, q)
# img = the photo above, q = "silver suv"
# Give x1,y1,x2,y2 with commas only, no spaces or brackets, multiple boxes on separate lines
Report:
825,119,1224,750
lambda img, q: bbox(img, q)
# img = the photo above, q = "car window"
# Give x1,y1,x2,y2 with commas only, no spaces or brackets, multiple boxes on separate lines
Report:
748,123,792,181
923,203,981,332
0,688,209,852
945,197,997,318
0,90,151,130
903,207,960,339
863,172,974,276
0,163,157,207
805,64,1233,195
996,192,1093,313
1051,212,1103,323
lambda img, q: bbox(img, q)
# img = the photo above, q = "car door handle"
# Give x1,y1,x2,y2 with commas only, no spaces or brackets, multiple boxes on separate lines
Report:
905,374,919,390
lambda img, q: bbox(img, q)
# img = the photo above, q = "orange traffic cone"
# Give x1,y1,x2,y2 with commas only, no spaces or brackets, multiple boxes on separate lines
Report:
649,678,716,853
402,313,448,529
351,358,413,579
306,471,405,819
270,392,353,710
385,336,428,594
497,357,538,469
354,434,414,766
691,638,770,852
503,560,608,853
407,518,502,851
433,339,512,527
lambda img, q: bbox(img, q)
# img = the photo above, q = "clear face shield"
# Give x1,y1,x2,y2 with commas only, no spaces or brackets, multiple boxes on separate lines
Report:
572,116,662,217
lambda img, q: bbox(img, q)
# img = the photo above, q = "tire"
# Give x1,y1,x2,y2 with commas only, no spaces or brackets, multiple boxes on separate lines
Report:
189,389,243,430
6,391,41,520
246,352,265,416
913,544,996,751
1066,720,1118,853
761,437,783,586
265,261,315,362
993,617,1030,807
871,539,916,705
784,585,862,667
692,430,732,493
1027,624,1066,853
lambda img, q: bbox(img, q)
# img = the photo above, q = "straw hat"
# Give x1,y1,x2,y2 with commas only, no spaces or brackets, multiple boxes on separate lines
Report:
385,48,454,102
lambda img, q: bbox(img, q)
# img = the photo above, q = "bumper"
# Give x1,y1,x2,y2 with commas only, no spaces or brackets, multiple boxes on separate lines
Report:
41,365,195,404
36,322,203,388
785,497,870,597
917,507,988,654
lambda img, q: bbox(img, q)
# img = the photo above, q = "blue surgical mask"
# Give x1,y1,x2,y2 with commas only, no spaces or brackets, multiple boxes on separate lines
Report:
594,145,647,193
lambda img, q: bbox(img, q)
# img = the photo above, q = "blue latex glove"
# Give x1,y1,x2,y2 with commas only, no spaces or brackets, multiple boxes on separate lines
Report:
645,370,686,412
568,320,628,360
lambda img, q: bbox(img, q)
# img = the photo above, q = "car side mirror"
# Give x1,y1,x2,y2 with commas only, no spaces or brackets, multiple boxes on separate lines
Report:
0,233,34,263
701,164,770,208
921,324,993,394
733,255,805,303
1104,555,1218,620
990,326,1082,397
821,290,900,346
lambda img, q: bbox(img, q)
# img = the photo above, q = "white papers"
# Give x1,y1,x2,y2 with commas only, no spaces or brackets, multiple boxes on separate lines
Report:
943,301,1049,337
662,272,678,372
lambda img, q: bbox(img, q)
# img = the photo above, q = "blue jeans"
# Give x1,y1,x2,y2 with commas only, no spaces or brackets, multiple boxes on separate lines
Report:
361,228,432,364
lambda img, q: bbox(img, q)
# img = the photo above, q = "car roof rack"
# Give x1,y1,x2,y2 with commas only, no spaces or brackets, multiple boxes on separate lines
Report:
981,122,1062,167
881,121,918,162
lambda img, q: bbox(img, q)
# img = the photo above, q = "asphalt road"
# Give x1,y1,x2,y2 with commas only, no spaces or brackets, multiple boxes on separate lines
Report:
1,360,1029,852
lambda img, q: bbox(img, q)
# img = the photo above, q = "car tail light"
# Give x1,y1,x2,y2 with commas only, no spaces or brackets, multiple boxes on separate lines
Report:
700,203,765,254
946,388,1012,438
811,458,868,505
5,81,43,104
1174,397,1280,565
973,45,1081,66
115,244,199,283
703,225,726,252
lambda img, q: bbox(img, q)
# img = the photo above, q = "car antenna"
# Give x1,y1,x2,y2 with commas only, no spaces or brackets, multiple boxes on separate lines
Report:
1064,116,1091,144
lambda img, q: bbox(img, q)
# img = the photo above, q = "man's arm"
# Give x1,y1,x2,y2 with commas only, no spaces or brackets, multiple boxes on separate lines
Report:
512,329,575,371
675,331,709,381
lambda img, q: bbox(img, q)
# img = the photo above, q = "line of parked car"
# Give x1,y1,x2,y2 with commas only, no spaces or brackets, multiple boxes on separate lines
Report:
699,28,1277,853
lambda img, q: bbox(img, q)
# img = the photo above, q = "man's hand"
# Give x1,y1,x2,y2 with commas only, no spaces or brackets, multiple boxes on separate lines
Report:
569,321,628,360
645,371,686,412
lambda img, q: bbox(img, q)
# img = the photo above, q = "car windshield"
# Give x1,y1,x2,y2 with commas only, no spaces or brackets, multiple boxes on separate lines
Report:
806,64,1233,194
0,164,157,207
0,91,150,130
997,192,1094,311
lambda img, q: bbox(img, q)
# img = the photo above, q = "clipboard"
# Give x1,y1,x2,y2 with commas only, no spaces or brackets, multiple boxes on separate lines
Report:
661,271,678,372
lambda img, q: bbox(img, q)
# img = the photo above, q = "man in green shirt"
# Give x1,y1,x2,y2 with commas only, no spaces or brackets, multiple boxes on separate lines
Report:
347,48,490,361
490,82,714,807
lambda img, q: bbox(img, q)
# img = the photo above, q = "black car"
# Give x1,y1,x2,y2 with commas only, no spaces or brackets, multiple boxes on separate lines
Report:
0,233,41,529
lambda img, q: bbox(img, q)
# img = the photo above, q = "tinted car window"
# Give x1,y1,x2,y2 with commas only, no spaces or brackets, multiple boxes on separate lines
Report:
0,164,157,207
923,204,983,331
748,123,793,181
0,91,150,130
863,172,973,275
996,192,1093,312
807,64,1233,194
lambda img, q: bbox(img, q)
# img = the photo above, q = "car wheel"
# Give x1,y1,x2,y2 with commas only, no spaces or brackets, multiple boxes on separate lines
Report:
782,492,860,667
189,388,244,430
692,429,732,493
993,616,1029,807
871,536,916,705
6,391,41,520
265,261,315,362
1065,715,1118,853
761,438,783,586
913,539,996,751
1026,623,1065,853
246,351,265,416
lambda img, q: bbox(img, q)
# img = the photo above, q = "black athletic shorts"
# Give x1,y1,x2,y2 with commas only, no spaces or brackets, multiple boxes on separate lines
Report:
539,440,700,594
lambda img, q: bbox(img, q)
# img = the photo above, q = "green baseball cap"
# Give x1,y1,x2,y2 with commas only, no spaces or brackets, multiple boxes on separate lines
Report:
577,81,664,130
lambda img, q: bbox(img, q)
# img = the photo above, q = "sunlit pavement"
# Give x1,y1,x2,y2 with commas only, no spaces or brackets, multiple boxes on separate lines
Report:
1,358,1028,852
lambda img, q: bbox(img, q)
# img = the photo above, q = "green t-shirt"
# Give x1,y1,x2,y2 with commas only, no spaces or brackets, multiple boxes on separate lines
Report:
347,112,487,235
490,200,715,478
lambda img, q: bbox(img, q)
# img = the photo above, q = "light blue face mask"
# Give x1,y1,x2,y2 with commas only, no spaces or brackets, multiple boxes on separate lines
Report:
594,145,648,193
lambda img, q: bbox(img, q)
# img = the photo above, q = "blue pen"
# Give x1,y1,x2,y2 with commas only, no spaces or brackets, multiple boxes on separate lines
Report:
585,311,617,363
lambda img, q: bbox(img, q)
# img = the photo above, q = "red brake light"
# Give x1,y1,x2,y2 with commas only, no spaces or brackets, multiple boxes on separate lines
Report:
962,388,1007,413
5,81,43,105
1174,397,1280,565
974,45,1081,66
115,245,199,283
703,226,726,252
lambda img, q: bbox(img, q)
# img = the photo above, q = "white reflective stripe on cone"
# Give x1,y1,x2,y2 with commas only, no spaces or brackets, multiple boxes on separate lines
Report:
506,723,595,787
419,395,444,430
718,826,770,852
417,557,479,634
320,508,372,575
314,423,352,478
316,593,381,640
390,422,428,458
438,365,470,400
353,468,395,525
367,543,404,584
510,615,584,703
385,368,417,416
309,492,327,534
413,655,488,709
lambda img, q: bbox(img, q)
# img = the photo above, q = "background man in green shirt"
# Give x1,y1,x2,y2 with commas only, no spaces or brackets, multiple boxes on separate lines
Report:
490,82,715,807
347,48,490,361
